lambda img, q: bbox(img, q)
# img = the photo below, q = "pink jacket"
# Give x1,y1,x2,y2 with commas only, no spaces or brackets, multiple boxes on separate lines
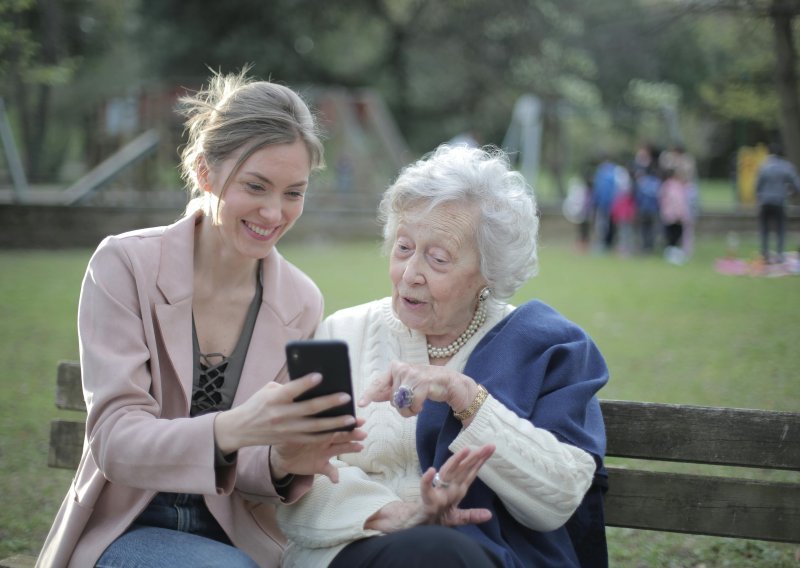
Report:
37,213,323,568
659,177,691,225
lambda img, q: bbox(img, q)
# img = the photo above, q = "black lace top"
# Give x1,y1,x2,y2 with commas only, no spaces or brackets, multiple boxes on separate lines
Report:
190,262,263,417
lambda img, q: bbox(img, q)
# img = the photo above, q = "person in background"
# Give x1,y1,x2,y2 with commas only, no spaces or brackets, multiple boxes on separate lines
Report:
278,144,610,568
659,167,692,265
634,164,662,254
37,69,365,568
632,141,655,178
660,144,698,258
755,141,800,263
562,171,593,253
578,175,595,252
611,169,636,256
592,156,620,253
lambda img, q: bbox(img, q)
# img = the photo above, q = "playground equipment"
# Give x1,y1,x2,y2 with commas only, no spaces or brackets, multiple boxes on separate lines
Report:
502,94,543,185
1,86,411,212
59,129,161,205
0,97,29,203
310,88,412,211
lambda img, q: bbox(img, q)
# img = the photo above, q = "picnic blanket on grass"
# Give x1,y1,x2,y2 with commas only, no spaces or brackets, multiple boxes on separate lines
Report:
715,251,799,277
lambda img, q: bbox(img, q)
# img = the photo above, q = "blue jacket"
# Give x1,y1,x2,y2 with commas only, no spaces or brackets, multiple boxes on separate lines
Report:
593,163,618,214
417,300,609,568
635,174,661,215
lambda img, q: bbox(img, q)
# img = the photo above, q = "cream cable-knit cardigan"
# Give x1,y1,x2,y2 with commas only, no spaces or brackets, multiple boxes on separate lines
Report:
277,298,596,567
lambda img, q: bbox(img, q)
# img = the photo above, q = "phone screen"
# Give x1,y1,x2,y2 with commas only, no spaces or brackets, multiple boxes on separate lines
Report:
285,339,355,431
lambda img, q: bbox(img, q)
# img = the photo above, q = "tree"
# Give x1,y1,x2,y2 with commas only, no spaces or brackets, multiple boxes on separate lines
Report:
678,0,800,166
769,0,800,166
134,0,598,156
0,0,79,179
0,0,134,181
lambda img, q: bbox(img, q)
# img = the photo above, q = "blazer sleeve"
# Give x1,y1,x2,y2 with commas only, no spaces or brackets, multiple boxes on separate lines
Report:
80,237,224,495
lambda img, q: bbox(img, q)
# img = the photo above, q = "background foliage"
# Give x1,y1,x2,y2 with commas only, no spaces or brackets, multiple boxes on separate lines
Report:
1,0,798,190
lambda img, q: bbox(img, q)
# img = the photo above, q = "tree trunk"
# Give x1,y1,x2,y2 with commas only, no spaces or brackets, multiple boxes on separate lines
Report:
389,28,410,128
770,0,800,167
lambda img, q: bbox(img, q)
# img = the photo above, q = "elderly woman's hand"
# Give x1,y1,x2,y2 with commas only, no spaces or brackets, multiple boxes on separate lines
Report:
363,444,495,533
359,360,481,420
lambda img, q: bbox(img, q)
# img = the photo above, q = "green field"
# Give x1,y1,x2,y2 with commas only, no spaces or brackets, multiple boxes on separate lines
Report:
1,233,798,565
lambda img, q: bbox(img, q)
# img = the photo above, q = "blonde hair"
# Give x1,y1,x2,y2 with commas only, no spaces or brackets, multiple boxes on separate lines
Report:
178,68,324,215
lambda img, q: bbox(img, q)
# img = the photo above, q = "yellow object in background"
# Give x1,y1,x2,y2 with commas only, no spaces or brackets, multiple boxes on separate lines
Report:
737,144,768,205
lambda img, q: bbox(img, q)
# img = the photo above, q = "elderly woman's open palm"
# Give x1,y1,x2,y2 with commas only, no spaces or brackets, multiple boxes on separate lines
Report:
363,444,496,534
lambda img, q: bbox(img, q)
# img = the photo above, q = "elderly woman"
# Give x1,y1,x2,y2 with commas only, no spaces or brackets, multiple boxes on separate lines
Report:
277,145,609,567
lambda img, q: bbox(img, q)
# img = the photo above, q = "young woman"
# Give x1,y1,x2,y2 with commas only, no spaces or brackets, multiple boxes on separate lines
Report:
38,70,365,568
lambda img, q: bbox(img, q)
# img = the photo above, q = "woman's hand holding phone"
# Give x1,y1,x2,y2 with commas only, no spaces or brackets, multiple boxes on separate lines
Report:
213,370,365,482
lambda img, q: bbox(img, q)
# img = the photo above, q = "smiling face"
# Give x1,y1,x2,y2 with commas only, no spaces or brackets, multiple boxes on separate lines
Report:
201,139,310,260
389,202,487,345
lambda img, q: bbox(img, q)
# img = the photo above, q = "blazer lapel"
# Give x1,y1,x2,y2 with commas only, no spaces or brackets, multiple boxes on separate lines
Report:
154,213,198,410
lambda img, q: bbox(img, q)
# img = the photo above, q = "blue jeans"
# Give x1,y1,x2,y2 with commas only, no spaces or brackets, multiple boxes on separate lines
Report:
96,493,258,568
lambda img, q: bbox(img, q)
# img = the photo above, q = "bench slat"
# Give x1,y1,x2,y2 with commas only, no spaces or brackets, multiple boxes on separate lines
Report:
48,420,85,470
604,467,800,543
601,400,800,470
56,360,85,411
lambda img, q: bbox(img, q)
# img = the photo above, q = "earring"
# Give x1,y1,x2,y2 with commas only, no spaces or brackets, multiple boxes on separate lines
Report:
478,287,491,302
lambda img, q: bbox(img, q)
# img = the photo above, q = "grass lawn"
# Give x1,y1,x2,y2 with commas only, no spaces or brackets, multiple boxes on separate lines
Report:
0,232,798,565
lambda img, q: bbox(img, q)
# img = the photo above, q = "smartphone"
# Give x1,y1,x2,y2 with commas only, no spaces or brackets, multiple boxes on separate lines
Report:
285,339,355,431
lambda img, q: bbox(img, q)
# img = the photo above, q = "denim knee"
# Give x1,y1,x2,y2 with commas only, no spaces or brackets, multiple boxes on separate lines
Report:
96,525,259,568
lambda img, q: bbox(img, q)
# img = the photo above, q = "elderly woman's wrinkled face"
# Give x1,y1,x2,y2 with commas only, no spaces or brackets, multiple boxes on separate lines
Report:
389,202,487,344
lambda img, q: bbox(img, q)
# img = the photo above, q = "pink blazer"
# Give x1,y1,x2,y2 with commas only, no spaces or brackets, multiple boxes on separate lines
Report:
37,213,323,568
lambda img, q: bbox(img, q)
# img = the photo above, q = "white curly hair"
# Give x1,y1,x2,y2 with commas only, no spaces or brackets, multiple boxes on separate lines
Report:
379,144,539,301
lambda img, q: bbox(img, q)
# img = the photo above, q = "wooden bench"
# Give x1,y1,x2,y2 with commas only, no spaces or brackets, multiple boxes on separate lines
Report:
2,361,798,567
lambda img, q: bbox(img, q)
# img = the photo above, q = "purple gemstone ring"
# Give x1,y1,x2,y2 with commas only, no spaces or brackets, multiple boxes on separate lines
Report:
392,385,414,409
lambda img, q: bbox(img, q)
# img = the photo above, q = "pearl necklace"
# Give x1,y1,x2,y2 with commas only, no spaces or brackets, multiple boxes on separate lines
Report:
427,301,487,359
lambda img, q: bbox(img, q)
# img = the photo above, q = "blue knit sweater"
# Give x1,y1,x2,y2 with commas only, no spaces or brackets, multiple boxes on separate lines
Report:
417,300,609,567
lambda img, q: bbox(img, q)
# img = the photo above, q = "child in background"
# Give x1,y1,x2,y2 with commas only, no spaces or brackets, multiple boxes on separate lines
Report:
611,168,636,256
563,174,594,252
659,168,692,265
634,166,661,253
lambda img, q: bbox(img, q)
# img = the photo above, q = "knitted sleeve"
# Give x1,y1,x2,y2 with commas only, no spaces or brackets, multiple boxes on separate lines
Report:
449,396,596,531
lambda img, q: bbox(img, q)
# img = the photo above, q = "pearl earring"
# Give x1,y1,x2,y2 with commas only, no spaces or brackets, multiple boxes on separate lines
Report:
478,287,491,303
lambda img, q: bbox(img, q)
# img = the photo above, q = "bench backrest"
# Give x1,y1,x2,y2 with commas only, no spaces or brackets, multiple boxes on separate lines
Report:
49,361,800,543
602,400,799,543
49,361,86,469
